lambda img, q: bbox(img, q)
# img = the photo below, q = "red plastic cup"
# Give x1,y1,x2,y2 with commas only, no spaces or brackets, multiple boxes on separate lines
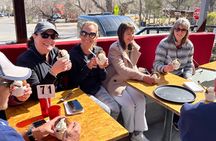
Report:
39,98,51,118
48,105,61,120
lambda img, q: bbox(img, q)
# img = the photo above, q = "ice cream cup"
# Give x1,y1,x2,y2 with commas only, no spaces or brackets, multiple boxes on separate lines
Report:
11,81,26,97
171,59,181,70
151,72,161,84
96,53,108,65
205,87,215,102
54,118,70,140
57,49,70,61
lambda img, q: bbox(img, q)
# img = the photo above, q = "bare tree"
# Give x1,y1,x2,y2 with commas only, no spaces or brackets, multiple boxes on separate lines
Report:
139,0,142,24
92,0,105,12
106,0,112,12
209,0,215,12
74,0,88,13
166,0,185,10
119,0,134,15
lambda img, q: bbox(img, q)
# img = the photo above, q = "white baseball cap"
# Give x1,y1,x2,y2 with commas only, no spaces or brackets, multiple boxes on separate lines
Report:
0,52,31,81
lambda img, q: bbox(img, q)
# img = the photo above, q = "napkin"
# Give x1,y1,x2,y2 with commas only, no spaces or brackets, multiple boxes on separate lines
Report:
183,81,205,92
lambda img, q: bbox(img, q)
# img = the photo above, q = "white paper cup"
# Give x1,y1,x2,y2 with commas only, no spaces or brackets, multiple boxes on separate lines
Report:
171,59,181,70
151,72,161,84
205,87,215,102
54,118,69,140
57,50,70,61
11,86,26,97
11,81,26,97
96,53,108,65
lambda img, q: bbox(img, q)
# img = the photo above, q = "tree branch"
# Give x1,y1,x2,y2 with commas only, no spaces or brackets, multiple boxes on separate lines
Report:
92,0,105,12
74,0,86,13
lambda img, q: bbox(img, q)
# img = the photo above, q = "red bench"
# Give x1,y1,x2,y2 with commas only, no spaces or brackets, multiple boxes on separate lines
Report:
0,32,215,72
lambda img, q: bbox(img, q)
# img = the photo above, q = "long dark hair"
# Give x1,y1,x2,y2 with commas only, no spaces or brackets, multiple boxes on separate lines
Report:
117,23,135,50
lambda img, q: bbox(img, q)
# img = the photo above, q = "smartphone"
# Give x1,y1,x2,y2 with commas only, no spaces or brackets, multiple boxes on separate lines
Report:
67,99,83,112
32,119,46,128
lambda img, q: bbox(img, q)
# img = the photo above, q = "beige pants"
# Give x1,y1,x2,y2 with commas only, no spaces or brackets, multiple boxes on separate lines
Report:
114,86,148,132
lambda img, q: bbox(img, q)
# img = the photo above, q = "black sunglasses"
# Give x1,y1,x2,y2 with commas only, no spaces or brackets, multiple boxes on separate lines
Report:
80,30,97,39
0,80,14,88
40,32,58,40
175,28,187,32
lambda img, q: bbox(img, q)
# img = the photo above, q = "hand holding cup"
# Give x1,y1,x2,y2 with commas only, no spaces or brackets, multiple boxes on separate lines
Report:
57,49,70,61
96,52,108,66
171,58,181,70
11,80,27,97
205,87,215,102
151,72,161,84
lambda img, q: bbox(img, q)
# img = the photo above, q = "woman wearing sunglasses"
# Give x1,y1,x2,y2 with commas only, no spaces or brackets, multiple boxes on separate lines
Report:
153,18,194,130
153,18,194,79
16,21,72,99
68,21,120,120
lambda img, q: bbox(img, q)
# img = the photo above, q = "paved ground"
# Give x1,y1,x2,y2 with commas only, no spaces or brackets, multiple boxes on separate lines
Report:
0,17,77,44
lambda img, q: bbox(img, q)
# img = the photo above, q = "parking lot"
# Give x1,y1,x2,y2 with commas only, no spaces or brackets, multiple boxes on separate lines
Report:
0,17,78,44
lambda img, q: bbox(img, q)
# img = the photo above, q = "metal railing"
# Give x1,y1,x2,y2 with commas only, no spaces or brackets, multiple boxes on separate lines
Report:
135,25,216,35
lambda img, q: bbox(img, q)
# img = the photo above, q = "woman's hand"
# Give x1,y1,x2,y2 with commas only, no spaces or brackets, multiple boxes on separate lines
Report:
98,59,109,69
51,59,72,76
87,57,97,69
163,64,175,73
32,116,64,140
62,121,81,141
143,75,155,85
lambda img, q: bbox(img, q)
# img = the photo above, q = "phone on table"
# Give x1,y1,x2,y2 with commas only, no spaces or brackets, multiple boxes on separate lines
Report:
68,99,83,112
64,99,84,115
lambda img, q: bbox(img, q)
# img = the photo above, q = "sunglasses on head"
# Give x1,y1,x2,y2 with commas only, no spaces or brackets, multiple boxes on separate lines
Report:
80,30,97,39
175,28,187,32
40,32,58,40
0,80,14,88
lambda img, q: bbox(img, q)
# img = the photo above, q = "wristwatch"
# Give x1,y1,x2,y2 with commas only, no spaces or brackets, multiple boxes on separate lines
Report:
26,127,36,141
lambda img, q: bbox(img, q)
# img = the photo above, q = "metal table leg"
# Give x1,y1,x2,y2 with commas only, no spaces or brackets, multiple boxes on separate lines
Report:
162,109,174,141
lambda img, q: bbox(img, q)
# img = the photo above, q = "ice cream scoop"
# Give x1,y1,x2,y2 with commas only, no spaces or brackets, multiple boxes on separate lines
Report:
57,49,70,60
55,118,68,140
171,59,181,70
96,53,108,65
11,81,26,97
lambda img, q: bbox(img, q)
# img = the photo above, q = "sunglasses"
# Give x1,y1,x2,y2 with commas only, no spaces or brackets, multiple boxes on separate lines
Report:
80,30,97,39
40,32,58,40
175,28,187,32
0,80,14,88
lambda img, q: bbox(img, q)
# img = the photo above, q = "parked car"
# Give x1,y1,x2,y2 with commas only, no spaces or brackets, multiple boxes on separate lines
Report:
0,13,4,17
77,13,139,37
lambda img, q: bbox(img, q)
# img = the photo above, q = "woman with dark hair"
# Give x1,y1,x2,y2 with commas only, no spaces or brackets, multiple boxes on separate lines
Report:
103,23,155,141
153,18,194,79
16,21,72,99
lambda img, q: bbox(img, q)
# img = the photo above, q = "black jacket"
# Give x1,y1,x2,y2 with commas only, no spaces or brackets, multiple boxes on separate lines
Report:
68,44,107,95
16,45,64,99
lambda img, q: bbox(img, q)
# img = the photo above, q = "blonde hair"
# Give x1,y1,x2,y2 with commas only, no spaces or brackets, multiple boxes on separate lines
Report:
81,21,99,36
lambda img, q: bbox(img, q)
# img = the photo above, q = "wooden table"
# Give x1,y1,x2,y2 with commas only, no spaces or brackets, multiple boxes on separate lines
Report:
127,73,205,141
199,61,216,71
6,88,128,141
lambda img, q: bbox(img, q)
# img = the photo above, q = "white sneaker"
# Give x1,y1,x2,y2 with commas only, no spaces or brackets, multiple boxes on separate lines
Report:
131,132,150,141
